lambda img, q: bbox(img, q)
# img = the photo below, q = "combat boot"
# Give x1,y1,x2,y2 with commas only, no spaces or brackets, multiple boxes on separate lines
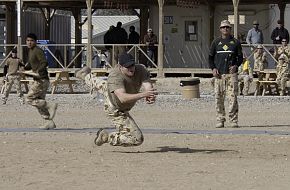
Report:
40,120,56,130
94,129,109,146
229,122,239,128
216,122,224,128
76,66,91,80
46,102,58,120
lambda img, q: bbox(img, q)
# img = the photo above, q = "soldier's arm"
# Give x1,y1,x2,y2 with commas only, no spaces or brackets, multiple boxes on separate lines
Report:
114,87,156,104
36,50,48,71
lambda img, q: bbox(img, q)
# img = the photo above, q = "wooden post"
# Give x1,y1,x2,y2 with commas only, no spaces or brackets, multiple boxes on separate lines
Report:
140,7,149,65
16,0,23,59
278,2,286,24
86,0,94,68
157,0,164,78
72,8,82,68
232,0,239,38
209,5,215,44
40,8,55,40
5,3,17,53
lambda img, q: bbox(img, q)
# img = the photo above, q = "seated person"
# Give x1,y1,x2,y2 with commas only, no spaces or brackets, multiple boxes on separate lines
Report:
238,57,253,96
253,45,268,71
276,54,289,96
274,38,290,63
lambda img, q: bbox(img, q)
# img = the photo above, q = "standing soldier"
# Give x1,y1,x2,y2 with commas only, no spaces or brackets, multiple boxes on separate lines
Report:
76,53,157,146
209,20,243,128
23,33,58,129
276,54,289,96
253,45,268,71
1,49,25,104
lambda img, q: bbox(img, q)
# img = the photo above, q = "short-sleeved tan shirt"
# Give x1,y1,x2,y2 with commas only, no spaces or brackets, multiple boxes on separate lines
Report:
107,64,151,111
6,57,22,75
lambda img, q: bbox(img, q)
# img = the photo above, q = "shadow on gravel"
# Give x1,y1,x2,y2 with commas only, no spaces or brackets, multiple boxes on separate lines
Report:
247,125,290,128
113,146,238,154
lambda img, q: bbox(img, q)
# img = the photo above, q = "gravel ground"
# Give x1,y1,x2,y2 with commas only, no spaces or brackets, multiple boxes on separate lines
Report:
0,77,290,190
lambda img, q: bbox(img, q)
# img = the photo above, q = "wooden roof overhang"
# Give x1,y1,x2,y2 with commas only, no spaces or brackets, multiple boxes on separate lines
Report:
1,0,289,9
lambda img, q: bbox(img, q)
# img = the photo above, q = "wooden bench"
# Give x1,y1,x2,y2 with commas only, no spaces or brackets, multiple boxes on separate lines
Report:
91,69,108,77
257,80,279,96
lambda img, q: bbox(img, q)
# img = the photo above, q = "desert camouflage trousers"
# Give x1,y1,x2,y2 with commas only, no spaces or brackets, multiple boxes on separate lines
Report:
238,74,252,95
84,74,144,146
26,79,50,119
2,75,24,103
214,73,239,124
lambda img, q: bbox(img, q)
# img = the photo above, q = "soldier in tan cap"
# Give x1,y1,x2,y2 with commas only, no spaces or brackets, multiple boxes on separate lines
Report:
276,54,289,95
209,20,243,128
246,20,264,45
253,45,268,71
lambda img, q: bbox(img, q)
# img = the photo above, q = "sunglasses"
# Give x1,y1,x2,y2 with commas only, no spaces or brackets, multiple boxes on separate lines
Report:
282,41,287,42
220,26,230,29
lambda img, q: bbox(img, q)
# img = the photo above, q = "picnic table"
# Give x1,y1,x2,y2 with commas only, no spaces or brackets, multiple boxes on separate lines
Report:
254,69,278,96
49,70,77,94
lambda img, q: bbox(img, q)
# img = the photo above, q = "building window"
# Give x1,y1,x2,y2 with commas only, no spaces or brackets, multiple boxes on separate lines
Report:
228,15,245,24
185,21,198,41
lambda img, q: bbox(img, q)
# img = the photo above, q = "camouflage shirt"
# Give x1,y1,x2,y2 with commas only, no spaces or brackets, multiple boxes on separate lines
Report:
107,64,151,111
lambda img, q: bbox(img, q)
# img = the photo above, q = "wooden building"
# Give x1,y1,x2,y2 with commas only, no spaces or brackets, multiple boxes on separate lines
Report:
0,0,289,77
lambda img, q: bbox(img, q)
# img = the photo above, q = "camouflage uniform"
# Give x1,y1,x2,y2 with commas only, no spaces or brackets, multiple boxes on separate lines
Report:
209,29,243,127
84,64,149,146
276,54,289,95
25,46,56,122
2,57,24,104
254,51,268,71
274,45,290,61
214,74,239,124
238,59,253,95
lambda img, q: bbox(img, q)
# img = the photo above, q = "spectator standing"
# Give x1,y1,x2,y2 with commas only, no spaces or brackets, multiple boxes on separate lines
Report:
112,22,128,66
144,28,158,68
128,26,140,45
128,25,140,58
271,20,289,44
246,20,264,46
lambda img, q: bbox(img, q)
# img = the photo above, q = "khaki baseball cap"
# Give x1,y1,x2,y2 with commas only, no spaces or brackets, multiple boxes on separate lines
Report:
220,20,231,28
253,20,259,25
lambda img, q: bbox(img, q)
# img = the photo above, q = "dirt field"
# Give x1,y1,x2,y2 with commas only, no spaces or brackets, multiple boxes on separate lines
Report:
0,78,290,190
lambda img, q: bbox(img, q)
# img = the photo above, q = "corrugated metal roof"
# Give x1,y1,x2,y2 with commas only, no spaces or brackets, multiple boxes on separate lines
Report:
71,16,139,39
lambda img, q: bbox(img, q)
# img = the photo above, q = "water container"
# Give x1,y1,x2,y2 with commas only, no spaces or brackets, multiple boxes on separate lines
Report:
180,77,200,99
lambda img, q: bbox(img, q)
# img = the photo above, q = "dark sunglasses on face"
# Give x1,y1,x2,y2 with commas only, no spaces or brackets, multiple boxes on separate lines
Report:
282,41,287,42
220,26,230,29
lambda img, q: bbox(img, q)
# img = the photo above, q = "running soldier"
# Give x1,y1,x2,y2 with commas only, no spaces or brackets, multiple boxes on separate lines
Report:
23,33,58,129
1,49,25,104
209,20,243,128
76,53,157,146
